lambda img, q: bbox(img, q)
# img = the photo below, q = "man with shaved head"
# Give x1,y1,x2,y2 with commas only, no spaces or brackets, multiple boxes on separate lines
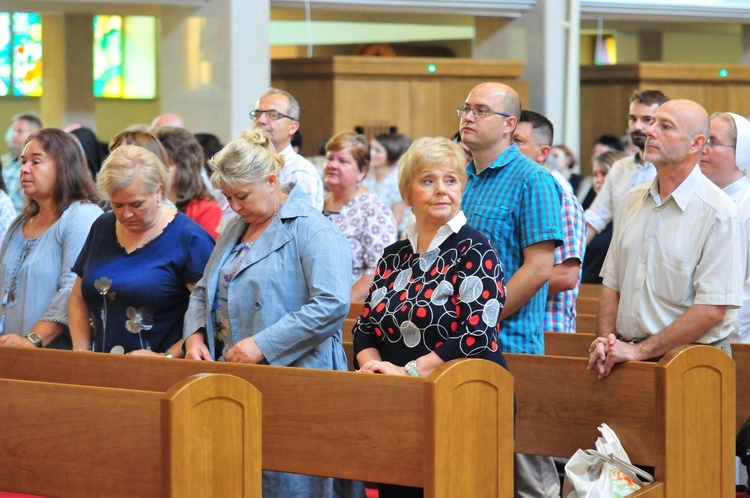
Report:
460,82,563,498
589,100,746,379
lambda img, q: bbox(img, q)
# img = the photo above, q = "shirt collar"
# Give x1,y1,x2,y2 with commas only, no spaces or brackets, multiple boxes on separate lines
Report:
646,164,704,211
406,210,466,253
468,143,521,177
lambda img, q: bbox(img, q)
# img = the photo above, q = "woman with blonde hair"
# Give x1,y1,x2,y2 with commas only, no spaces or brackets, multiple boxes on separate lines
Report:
353,136,507,497
68,145,214,355
183,127,361,497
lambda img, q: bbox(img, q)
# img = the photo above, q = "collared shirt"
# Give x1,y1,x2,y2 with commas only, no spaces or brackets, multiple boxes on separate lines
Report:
544,189,586,333
405,210,466,253
462,143,563,355
585,152,656,233
279,144,324,211
602,165,745,344
724,176,750,343
2,157,24,213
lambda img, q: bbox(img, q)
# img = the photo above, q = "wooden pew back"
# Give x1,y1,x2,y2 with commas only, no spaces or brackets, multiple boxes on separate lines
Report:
508,345,735,497
0,348,513,498
0,373,261,498
733,343,750,431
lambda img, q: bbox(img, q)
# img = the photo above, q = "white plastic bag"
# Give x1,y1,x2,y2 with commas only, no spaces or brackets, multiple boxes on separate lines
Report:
562,423,654,498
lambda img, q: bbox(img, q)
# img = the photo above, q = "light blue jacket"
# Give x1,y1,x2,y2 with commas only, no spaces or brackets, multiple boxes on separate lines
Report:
0,201,103,345
183,185,352,369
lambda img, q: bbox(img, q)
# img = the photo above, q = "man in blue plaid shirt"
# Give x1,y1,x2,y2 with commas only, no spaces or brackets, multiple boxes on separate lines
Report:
459,82,563,498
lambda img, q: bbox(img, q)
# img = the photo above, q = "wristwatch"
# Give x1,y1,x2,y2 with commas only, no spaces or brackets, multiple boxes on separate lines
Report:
404,360,419,377
26,332,43,348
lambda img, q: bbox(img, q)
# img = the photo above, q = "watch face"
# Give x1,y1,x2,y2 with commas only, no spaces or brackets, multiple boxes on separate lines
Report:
27,333,42,347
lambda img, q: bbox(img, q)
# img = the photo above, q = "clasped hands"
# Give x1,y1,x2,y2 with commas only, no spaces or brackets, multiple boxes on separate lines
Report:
587,333,643,380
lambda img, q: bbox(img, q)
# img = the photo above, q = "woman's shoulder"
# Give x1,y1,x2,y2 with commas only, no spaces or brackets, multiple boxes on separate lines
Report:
169,211,216,242
456,223,495,249
57,202,104,237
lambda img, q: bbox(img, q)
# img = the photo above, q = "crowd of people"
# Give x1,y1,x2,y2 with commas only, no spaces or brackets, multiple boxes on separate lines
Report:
0,81,749,498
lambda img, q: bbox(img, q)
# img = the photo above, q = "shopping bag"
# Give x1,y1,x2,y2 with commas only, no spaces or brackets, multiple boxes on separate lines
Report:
562,423,653,498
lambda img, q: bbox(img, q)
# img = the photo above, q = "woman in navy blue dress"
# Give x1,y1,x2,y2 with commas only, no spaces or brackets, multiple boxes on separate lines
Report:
69,145,214,356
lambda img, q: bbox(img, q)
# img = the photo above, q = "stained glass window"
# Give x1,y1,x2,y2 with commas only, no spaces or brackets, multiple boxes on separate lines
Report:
0,12,42,97
93,15,156,99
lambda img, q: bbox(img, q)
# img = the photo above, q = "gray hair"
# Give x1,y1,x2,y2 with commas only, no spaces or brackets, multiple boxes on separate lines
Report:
262,87,300,121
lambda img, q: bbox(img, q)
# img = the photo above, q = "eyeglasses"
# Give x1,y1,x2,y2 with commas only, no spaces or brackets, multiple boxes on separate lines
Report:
457,107,511,119
249,109,298,122
705,138,736,150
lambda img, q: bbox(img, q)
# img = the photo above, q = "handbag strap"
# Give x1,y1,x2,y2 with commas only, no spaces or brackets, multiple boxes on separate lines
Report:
583,450,655,488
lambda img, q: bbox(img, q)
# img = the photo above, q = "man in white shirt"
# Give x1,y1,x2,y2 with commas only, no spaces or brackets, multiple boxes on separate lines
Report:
251,88,324,211
589,99,746,379
699,112,750,343
585,90,669,244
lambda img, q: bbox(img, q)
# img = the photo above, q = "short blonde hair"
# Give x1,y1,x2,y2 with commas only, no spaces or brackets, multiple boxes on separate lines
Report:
209,127,285,189
398,136,468,199
97,145,170,201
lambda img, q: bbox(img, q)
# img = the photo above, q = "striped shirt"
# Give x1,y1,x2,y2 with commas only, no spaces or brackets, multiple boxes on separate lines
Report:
462,143,562,355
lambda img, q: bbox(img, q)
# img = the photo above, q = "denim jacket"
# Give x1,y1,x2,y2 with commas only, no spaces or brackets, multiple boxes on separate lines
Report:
183,185,352,369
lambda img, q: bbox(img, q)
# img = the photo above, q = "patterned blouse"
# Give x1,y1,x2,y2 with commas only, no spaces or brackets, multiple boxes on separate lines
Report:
353,220,507,368
325,191,397,283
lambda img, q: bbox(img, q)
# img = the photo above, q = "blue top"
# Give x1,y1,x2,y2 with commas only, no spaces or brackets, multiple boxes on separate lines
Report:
461,143,562,355
0,201,103,347
183,185,352,370
72,211,214,353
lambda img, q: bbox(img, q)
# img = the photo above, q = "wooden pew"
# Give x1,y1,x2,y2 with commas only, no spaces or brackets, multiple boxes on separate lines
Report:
508,344,735,497
575,313,597,333
348,301,364,319
0,348,514,498
0,372,261,498
577,283,602,300
733,343,750,432
544,331,595,357
576,296,599,315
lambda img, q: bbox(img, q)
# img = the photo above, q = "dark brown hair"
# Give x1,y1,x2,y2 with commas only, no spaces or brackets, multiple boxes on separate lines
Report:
22,128,99,217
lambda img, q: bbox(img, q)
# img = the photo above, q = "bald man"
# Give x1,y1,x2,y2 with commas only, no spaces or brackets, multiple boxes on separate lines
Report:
459,83,562,498
589,100,746,379
700,112,750,343
150,113,184,130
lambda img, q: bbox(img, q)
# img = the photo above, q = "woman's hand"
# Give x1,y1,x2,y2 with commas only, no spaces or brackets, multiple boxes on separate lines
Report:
0,334,32,348
357,360,407,376
128,349,162,357
185,332,212,361
225,337,264,364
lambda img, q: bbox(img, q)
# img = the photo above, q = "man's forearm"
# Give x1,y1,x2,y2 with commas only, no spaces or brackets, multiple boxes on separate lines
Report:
635,304,726,360
596,286,619,337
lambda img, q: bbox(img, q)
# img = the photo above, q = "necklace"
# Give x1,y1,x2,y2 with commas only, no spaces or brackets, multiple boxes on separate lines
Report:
118,207,163,251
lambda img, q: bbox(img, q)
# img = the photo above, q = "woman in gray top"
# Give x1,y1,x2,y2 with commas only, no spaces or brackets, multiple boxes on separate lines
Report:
0,128,102,349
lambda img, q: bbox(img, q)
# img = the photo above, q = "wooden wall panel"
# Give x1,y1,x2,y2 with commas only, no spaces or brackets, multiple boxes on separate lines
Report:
581,63,750,173
272,56,525,156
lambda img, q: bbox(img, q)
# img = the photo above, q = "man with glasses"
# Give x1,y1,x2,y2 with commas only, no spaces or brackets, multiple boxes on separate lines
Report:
459,82,562,498
585,89,669,244
589,100,745,379
251,88,324,211
699,112,750,343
